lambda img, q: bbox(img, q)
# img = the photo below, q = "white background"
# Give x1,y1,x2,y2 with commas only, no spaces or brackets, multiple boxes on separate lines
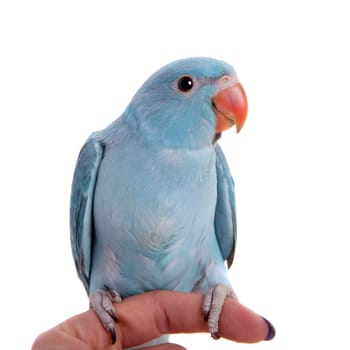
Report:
1,1,349,349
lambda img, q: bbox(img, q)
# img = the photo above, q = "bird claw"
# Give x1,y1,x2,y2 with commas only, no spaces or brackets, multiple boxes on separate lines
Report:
90,288,122,344
203,284,237,339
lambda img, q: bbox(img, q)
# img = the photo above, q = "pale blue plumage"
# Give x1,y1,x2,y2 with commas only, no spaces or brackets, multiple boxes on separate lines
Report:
70,57,241,343
214,144,237,266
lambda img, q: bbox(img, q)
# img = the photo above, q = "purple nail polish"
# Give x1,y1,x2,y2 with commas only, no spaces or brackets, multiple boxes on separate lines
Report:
261,317,276,341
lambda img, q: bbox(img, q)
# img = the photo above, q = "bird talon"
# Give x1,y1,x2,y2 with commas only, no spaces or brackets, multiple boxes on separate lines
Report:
90,288,121,344
203,284,237,339
211,332,221,340
106,308,118,322
110,328,117,344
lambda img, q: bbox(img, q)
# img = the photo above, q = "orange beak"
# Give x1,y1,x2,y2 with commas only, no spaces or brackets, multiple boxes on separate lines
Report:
212,81,248,133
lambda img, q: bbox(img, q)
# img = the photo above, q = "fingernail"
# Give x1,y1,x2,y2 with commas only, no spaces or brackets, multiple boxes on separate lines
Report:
261,317,276,341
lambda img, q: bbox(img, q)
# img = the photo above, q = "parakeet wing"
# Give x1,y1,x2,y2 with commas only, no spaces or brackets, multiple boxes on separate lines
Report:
70,135,104,291
214,144,237,268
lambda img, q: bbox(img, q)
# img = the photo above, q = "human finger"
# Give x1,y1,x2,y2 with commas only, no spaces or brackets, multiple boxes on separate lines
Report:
115,290,274,348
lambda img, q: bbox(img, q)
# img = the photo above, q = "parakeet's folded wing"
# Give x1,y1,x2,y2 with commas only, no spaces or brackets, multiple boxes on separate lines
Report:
214,144,237,268
70,134,104,292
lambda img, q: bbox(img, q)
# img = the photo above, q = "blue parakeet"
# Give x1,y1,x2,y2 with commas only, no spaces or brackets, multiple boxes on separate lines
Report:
70,57,248,344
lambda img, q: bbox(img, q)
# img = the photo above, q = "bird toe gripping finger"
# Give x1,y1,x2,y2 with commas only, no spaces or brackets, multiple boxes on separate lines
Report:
90,288,122,344
203,284,237,339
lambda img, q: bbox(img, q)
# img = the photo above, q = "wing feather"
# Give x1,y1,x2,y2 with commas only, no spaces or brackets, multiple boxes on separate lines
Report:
70,135,104,292
214,144,237,268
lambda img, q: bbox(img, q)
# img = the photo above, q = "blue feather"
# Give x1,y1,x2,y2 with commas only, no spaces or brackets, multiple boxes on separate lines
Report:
214,144,237,267
70,134,103,291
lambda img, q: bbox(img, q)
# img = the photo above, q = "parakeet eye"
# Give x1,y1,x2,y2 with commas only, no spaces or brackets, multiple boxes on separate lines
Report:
177,76,194,92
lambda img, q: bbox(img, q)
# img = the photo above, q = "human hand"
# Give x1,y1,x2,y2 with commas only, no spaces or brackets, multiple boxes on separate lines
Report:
32,290,275,350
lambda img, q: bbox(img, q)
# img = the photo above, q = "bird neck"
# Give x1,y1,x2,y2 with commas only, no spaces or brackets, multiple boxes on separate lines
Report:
122,103,216,150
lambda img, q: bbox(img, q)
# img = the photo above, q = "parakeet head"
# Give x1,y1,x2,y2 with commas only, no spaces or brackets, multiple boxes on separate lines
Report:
126,57,248,148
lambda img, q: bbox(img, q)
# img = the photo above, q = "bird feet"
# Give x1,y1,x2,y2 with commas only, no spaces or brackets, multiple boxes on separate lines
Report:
90,287,122,344
203,284,237,339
